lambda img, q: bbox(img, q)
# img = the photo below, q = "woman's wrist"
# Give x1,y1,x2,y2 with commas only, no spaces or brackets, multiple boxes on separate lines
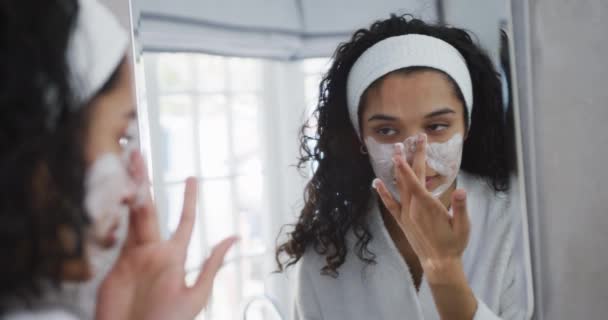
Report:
424,257,478,320
422,257,467,286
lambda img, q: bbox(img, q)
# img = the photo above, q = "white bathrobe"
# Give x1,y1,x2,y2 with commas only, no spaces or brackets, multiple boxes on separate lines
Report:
293,171,526,320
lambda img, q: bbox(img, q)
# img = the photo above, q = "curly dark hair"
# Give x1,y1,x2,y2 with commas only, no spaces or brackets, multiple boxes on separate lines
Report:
276,15,513,276
0,0,92,309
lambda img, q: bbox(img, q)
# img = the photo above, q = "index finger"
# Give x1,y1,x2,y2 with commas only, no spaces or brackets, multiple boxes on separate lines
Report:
393,151,429,199
412,133,427,185
126,151,161,244
171,177,198,251
393,143,412,207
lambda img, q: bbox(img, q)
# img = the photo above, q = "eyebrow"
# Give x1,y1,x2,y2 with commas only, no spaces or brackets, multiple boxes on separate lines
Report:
368,114,398,122
425,108,456,118
367,107,456,122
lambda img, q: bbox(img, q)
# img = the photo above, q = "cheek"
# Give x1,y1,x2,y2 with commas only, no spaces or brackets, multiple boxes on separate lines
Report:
359,111,375,138
85,132,121,167
455,111,468,135
456,121,467,136
84,97,131,166
430,121,466,143
360,124,371,139
85,123,124,166
446,117,467,136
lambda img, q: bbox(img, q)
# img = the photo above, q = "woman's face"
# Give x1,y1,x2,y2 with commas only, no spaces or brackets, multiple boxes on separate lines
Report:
61,60,136,281
84,60,136,167
360,69,466,193
83,60,136,246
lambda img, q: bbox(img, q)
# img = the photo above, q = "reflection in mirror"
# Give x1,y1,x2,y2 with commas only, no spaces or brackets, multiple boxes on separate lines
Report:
130,1,533,319
134,51,329,319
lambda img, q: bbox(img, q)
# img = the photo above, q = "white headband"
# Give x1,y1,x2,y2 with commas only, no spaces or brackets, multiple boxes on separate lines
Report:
68,0,129,104
346,34,473,136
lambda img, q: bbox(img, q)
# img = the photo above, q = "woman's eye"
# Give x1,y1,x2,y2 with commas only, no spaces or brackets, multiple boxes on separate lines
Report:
376,127,398,136
426,124,449,132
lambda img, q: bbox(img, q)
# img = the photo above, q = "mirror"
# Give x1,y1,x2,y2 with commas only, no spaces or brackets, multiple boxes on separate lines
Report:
129,0,533,319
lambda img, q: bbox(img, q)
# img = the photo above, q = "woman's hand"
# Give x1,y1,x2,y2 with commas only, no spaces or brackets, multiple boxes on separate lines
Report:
373,134,477,319
95,151,238,320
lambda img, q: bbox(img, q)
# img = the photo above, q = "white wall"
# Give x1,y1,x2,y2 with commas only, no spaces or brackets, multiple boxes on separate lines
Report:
514,0,608,318
101,0,131,28
443,0,506,65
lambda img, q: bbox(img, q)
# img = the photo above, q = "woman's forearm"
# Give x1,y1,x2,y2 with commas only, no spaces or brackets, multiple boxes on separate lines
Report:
425,258,478,320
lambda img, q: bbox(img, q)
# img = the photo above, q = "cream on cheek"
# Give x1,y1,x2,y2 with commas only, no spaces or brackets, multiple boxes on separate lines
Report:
365,132,464,200
84,153,133,241
83,117,145,246
83,98,122,163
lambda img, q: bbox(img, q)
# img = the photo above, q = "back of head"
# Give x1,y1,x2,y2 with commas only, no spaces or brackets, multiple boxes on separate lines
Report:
0,0,89,308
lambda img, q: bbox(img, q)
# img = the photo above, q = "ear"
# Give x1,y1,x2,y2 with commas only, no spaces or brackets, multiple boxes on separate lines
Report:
359,143,368,155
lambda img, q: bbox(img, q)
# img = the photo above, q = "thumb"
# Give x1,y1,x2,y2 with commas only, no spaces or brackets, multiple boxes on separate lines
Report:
451,189,470,240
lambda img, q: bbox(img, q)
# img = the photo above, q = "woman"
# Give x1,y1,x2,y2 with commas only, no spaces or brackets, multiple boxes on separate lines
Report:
276,15,524,319
0,0,236,319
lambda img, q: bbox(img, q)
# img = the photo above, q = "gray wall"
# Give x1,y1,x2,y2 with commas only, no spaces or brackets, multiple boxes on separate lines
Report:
515,0,608,318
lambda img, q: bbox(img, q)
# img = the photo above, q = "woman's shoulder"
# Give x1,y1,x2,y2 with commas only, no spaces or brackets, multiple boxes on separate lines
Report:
293,247,328,279
458,171,516,223
293,246,358,283
458,171,520,260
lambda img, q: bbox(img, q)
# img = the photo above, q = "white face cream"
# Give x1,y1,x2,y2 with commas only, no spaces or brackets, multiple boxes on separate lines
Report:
84,153,134,243
365,133,464,200
84,121,146,246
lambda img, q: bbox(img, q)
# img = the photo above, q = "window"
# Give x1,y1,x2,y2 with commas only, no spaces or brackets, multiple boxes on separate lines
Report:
136,52,330,319
300,58,331,174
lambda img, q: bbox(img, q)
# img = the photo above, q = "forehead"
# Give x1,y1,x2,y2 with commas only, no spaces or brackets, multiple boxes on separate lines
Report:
94,62,136,117
361,69,464,117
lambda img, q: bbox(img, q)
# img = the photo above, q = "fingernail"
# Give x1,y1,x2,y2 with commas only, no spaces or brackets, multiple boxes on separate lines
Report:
372,178,380,189
455,191,466,201
394,142,404,153
131,150,140,162
418,133,427,143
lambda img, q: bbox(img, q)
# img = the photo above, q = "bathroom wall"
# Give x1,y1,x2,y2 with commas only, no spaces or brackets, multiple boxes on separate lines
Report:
514,0,608,318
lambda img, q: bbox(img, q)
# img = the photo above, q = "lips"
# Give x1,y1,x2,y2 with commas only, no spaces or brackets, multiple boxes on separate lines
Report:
98,219,120,248
101,233,117,248
425,175,438,188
